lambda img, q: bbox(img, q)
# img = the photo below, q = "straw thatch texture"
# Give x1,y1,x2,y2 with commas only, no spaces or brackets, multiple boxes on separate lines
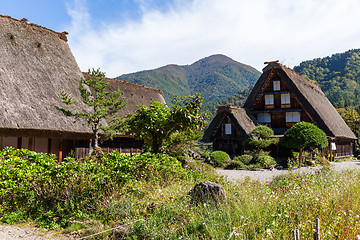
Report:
0,14,93,138
82,72,166,117
244,62,356,140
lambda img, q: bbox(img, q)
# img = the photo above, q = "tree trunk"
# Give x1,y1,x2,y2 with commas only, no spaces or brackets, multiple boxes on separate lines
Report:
152,138,161,154
298,148,304,166
94,128,99,148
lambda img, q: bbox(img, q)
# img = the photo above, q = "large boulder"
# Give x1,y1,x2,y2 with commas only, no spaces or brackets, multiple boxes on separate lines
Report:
188,181,225,203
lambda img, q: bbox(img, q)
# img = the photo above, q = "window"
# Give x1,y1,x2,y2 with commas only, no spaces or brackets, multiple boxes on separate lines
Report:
264,95,274,105
273,81,280,91
257,113,271,123
286,112,300,122
225,124,232,135
331,142,336,151
281,93,290,104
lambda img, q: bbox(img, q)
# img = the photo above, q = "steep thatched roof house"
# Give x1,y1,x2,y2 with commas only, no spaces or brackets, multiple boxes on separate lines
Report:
0,14,165,159
204,61,356,158
203,105,256,157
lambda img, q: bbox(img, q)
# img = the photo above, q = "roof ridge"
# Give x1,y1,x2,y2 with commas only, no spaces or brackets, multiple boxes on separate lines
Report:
0,14,68,42
276,63,324,94
82,72,162,93
107,77,163,93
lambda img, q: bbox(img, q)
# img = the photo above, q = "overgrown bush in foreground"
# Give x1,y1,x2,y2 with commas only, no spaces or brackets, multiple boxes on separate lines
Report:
0,147,191,228
2,147,360,239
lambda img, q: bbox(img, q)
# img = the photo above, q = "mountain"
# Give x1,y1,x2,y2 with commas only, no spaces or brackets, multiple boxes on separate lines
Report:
117,54,261,106
294,49,360,110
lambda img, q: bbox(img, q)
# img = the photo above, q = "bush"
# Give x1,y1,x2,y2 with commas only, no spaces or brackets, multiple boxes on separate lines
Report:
233,154,253,165
0,147,186,228
255,154,276,168
210,151,229,167
251,125,274,139
225,160,246,170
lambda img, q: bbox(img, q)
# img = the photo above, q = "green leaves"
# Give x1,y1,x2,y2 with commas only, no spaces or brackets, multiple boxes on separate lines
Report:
281,122,328,150
57,68,126,147
294,49,360,109
123,94,207,153
0,147,185,227
280,122,328,164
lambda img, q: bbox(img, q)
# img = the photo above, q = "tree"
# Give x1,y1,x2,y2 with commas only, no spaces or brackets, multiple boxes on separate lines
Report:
123,94,207,154
337,105,360,154
57,68,126,150
280,122,328,165
247,125,278,150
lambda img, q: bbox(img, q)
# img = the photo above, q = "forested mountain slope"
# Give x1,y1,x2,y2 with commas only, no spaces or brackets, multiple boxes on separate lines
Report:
294,49,360,110
117,54,261,106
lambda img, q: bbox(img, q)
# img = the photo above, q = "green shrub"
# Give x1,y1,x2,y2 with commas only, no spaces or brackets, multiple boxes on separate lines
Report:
0,147,186,228
210,151,229,167
246,163,263,170
255,154,276,168
233,154,253,165
251,125,274,138
225,160,246,170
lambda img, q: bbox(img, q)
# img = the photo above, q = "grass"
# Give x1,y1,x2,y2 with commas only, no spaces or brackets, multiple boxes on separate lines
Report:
1,148,360,239
123,169,360,239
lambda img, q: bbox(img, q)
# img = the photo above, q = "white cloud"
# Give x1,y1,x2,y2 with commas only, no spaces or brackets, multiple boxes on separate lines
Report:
67,0,360,77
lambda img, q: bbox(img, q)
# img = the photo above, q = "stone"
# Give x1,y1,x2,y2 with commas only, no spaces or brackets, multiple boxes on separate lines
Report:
188,181,225,203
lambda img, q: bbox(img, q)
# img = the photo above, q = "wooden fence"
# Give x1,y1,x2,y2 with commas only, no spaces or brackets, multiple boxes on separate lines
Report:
292,218,321,240
75,147,142,159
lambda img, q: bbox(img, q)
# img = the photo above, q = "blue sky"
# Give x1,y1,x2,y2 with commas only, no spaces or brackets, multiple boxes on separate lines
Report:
2,0,360,77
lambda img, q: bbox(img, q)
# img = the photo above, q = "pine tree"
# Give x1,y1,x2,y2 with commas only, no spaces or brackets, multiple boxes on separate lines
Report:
57,68,126,150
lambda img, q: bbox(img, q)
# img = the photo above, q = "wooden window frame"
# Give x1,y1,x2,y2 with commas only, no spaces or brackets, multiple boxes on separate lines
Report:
281,93,291,108
257,113,271,124
225,124,232,135
264,94,274,109
273,81,280,91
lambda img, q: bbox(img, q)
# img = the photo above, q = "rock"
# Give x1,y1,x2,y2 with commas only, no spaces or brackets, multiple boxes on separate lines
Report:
225,157,232,164
188,181,225,203
305,160,316,166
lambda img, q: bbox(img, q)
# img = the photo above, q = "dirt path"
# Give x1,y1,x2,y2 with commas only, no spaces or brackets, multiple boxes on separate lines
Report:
217,160,360,183
0,223,74,240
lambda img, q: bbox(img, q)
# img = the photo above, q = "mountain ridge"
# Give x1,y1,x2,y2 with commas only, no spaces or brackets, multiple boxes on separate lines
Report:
117,54,261,106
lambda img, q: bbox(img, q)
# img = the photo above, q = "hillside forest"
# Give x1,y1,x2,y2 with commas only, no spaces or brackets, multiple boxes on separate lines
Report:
118,49,360,120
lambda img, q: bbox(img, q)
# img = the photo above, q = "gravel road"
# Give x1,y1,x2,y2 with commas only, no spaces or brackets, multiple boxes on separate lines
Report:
217,160,360,183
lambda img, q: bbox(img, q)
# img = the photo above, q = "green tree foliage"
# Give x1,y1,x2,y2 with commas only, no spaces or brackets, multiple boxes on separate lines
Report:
57,68,126,149
337,106,360,153
123,94,207,154
294,49,360,110
281,122,328,164
247,125,278,150
210,151,230,167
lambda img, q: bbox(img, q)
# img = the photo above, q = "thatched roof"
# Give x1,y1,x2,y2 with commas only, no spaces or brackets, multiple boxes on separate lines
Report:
203,105,256,142
0,14,165,139
83,72,166,117
0,14,92,138
244,62,356,140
